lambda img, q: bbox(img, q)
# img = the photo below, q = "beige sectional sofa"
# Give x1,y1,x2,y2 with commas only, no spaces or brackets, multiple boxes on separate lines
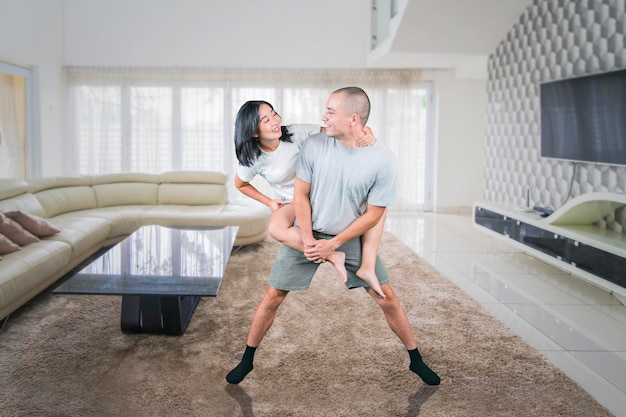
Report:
0,171,271,320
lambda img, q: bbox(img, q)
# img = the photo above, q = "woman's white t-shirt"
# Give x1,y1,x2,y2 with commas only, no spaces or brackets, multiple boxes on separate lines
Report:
236,124,321,202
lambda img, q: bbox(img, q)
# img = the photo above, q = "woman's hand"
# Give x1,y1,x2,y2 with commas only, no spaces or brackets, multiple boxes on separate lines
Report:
356,126,376,147
267,199,285,213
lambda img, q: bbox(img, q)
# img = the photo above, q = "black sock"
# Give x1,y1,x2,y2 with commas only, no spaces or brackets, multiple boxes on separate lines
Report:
226,345,257,384
408,348,440,385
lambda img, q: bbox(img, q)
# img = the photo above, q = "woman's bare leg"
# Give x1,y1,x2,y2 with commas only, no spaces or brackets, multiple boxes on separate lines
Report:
267,204,304,251
356,209,387,298
268,204,347,282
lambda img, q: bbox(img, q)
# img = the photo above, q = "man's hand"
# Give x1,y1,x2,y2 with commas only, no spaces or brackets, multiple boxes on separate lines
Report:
302,238,322,263
303,238,338,263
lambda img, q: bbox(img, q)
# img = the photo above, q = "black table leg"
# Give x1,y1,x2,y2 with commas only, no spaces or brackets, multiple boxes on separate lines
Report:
121,295,200,335
121,295,142,333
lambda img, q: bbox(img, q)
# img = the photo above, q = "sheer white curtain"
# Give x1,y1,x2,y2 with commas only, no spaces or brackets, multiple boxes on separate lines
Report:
66,67,432,211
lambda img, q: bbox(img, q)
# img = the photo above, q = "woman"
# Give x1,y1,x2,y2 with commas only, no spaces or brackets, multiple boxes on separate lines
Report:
234,100,386,298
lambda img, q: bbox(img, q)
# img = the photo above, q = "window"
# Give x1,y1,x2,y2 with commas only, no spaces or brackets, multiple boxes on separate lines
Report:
73,84,227,174
0,61,38,179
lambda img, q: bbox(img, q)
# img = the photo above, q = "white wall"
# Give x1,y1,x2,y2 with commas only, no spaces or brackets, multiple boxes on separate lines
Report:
0,0,65,177
63,0,369,68
424,70,486,213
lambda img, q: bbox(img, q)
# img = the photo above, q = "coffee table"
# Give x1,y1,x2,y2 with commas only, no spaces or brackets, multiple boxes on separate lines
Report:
53,225,238,335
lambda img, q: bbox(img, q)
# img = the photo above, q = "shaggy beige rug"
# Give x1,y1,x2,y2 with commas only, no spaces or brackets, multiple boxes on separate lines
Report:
0,233,613,417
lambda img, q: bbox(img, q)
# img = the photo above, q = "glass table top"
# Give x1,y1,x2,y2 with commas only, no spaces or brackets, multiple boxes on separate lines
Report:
53,225,238,296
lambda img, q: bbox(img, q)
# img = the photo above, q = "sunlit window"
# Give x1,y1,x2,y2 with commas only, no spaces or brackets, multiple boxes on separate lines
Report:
0,61,37,179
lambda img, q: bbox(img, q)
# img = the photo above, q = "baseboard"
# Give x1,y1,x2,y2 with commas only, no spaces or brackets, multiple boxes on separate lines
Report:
435,206,473,215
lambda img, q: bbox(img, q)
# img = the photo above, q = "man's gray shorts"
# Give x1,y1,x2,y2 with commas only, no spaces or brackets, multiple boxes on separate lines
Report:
268,231,390,292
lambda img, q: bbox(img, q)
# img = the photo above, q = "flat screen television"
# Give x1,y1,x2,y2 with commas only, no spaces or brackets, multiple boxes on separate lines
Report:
540,68,626,167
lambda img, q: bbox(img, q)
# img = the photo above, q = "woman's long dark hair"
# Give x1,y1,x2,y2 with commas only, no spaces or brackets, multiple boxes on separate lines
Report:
234,100,293,167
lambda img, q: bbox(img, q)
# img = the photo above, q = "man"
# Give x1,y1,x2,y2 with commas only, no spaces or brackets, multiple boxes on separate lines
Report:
226,86,440,386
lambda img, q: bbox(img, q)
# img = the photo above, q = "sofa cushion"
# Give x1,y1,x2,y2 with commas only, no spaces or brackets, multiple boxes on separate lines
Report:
0,213,39,246
34,186,98,218
73,206,150,238
159,170,227,185
0,241,73,313
215,201,272,237
3,210,60,237
93,183,159,207
91,173,159,185
144,202,270,242
44,214,112,258
0,234,21,255
0,179,29,200
158,183,227,205
142,205,226,226
0,192,49,219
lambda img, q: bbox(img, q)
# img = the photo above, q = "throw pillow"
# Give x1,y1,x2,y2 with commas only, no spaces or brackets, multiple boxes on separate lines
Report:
0,213,39,246
0,233,21,255
3,210,60,237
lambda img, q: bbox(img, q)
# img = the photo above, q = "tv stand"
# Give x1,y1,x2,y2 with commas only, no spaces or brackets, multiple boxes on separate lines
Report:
473,192,626,305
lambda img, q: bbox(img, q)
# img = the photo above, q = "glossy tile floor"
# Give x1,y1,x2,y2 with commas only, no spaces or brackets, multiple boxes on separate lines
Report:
384,212,626,417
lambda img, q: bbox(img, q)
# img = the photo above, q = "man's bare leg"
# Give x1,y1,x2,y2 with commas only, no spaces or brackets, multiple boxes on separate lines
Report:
356,209,387,298
226,286,289,384
268,204,347,283
368,284,440,385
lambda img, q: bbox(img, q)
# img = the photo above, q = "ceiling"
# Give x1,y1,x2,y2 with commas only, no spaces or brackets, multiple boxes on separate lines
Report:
367,0,534,78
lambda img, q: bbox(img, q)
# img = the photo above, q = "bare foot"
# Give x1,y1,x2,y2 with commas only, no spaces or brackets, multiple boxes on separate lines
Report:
356,268,386,298
326,251,348,284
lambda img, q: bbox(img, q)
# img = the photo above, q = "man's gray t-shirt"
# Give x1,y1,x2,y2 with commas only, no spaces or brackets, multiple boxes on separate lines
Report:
295,132,397,235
